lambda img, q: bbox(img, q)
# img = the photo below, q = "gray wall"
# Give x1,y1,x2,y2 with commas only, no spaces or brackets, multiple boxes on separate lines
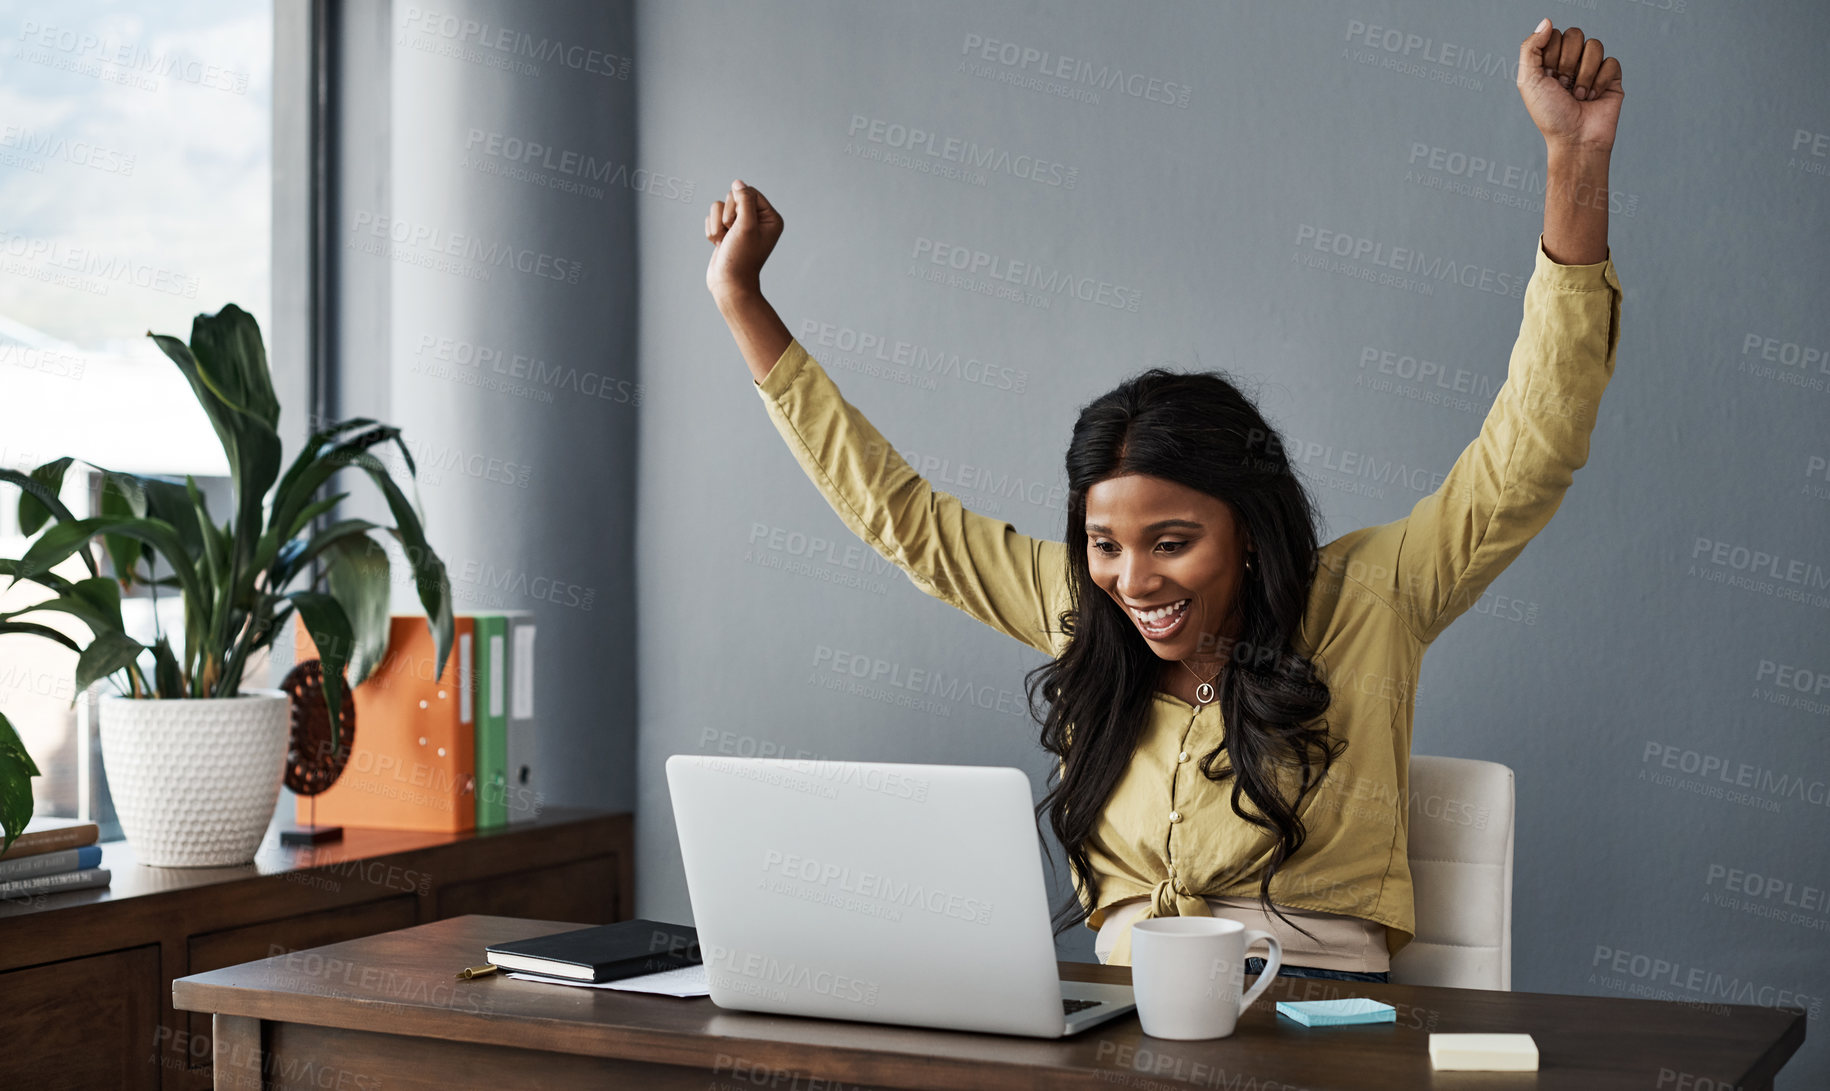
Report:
631,1,1829,1085
323,0,641,817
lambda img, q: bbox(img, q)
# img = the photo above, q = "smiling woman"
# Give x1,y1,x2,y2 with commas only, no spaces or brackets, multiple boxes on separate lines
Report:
706,19,1626,983
1024,365,1347,971
1076,390,1289,697
1087,497,1242,660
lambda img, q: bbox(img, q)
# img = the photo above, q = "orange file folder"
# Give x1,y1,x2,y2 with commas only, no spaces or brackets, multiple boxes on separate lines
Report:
295,615,476,832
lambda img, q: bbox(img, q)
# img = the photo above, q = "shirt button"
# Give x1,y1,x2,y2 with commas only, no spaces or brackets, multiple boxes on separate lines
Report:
1169,811,1183,823
1178,751,1190,763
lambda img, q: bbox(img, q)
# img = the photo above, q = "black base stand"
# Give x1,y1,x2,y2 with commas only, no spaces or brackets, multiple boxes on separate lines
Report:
281,796,343,846
281,824,344,846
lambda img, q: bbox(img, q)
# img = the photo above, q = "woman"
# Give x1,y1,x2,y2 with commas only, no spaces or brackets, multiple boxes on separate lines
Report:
703,20,1624,984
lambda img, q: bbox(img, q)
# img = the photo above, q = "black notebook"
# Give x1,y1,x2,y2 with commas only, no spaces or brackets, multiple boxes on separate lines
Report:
485,919,700,983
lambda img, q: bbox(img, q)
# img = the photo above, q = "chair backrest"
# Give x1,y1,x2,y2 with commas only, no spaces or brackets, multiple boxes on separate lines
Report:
1388,755,1514,990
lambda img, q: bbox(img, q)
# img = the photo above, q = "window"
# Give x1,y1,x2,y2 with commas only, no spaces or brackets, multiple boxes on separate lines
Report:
0,0,273,832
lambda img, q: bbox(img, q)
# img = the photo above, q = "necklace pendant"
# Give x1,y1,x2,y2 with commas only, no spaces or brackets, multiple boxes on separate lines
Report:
1195,681,1215,705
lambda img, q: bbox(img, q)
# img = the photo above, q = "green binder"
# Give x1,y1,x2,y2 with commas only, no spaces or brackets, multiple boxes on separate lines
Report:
472,614,510,829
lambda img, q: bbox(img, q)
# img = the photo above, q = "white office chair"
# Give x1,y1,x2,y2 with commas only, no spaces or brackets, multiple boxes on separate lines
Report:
1387,755,1515,990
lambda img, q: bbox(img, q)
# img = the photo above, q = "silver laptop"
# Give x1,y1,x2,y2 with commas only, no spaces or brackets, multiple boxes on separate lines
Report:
665,754,1136,1037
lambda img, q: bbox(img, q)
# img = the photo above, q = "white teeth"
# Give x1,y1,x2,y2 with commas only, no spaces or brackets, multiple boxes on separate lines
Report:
1132,598,1190,625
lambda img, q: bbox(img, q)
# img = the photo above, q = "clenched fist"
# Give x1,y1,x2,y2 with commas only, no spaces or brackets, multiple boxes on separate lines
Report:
705,178,784,302
1517,18,1624,152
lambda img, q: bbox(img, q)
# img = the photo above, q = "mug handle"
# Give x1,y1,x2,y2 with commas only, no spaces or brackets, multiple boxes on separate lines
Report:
1237,930,1282,1015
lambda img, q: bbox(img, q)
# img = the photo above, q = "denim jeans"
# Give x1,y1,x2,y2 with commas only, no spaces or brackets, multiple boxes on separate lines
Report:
1243,956,1390,984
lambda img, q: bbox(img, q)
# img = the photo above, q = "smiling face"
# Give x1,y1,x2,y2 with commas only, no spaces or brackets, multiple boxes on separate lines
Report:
1083,472,1253,666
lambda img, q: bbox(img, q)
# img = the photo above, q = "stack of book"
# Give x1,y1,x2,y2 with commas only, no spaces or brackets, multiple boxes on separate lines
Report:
0,817,110,902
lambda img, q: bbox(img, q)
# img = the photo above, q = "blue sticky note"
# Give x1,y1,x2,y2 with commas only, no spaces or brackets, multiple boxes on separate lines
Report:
1275,998,1396,1027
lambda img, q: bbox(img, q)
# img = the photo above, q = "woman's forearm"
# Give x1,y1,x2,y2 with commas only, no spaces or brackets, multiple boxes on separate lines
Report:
717,288,794,385
1541,145,1612,265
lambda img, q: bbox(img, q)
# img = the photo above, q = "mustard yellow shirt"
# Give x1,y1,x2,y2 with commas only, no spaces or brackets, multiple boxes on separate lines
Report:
754,235,1622,968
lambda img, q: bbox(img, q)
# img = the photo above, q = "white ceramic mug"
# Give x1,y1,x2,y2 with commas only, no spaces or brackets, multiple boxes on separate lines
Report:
1129,917,1282,1040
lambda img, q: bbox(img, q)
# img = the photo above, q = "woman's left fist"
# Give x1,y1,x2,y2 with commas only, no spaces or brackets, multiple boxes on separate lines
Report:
1516,18,1623,152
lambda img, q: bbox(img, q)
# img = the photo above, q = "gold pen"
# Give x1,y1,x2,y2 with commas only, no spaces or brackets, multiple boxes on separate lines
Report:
457,964,499,980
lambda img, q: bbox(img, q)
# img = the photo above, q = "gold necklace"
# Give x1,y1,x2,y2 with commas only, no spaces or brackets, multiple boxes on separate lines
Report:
1179,657,1223,706
1175,555,1251,706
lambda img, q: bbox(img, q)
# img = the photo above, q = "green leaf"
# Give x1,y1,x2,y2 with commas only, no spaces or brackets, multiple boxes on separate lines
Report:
149,313,283,582
324,533,391,687
0,712,41,857
70,577,124,631
76,631,146,692
0,577,123,636
287,590,353,751
282,491,348,544
270,422,379,524
16,457,74,537
189,303,280,429
267,425,403,542
0,469,96,579
87,468,208,588
97,467,149,516
187,476,225,591
12,518,102,587
233,428,281,573
0,620,84,654
263,437,451,680
252,491,348,580
96,471,150,584
337,451,451,679
259,602,296,657
0,559,76,597
272,518,380,589
151,635,184,699
16,517,203,615
135,474,207,567
186,307,283,566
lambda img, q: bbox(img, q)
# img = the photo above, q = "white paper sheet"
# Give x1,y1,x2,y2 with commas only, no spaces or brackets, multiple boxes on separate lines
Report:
506,963,709,997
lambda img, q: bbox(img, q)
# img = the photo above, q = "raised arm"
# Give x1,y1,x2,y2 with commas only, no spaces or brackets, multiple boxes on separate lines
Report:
705,180,1065,655
1521,18,1622,266
705,179,793,384
1317,21,1625,644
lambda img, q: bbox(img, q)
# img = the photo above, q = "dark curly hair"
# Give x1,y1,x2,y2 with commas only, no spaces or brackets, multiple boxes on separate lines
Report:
1025,367,1343,945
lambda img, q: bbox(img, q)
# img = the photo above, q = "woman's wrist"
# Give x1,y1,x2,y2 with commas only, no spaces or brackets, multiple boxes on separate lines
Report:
1546,141,1613,185
1541,142,1612,265
713,280,765,313
717,288,793,385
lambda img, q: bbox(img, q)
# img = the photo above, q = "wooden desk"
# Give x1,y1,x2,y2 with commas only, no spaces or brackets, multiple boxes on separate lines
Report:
2,809,630,1090
172,914,1805,1090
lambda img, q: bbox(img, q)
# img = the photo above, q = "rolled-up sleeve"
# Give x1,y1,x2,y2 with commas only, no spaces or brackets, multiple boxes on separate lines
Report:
1321,234,1623,645
755,339,1066,655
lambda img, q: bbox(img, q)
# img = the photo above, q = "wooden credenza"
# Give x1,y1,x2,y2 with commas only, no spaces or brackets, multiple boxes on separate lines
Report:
0,807,632,1090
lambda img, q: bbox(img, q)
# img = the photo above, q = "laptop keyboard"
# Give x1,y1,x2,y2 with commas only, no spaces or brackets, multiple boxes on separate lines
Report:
1063,998,1105,1015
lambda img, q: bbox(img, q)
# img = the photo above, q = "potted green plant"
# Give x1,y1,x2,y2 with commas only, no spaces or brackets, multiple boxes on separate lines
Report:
0,304,453,865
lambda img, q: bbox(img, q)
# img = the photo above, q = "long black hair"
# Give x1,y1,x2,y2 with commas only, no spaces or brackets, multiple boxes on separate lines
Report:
1024,367,1343,945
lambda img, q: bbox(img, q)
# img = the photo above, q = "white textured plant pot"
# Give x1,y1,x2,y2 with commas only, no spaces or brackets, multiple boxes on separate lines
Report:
99,690,291,867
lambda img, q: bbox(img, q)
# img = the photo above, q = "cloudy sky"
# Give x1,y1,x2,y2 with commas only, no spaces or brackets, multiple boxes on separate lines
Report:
2,0,269,475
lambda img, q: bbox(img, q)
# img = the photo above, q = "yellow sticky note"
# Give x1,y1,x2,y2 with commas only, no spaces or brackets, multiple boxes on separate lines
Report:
1428,1032,1540,1071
